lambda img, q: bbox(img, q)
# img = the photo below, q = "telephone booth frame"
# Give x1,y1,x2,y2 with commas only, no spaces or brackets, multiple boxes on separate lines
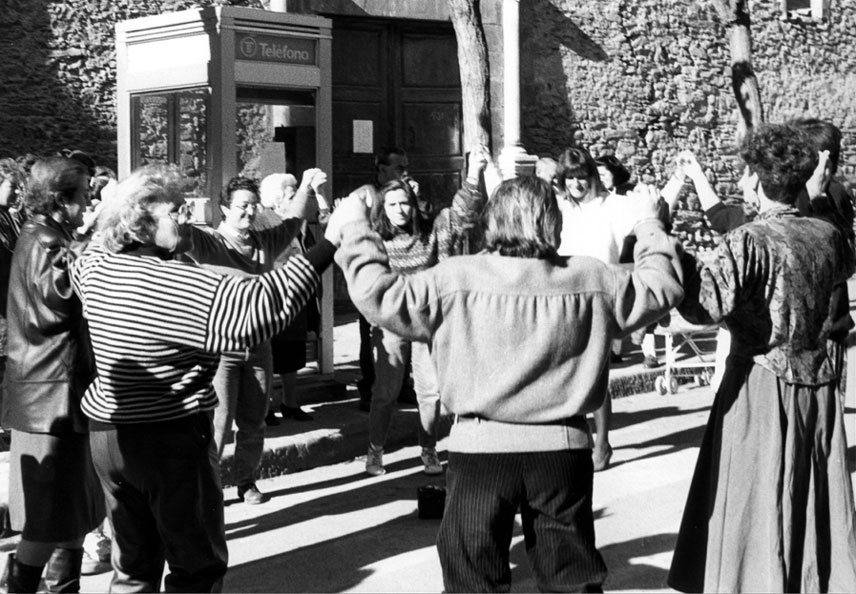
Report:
116,6,335,373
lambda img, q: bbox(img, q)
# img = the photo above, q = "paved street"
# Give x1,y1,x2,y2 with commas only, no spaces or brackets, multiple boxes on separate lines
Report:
78,380,856,592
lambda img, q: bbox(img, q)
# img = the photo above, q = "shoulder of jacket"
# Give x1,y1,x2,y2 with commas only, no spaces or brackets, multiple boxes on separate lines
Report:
22,220,65,249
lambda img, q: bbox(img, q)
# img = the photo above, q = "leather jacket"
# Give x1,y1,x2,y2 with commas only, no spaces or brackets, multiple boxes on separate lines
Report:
1,215,94,433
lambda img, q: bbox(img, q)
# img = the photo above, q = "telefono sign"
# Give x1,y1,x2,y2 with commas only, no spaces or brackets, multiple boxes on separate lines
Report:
236,33,316,66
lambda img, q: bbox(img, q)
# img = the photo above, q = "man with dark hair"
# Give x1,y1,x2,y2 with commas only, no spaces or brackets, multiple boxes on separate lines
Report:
791,117,855,250
332,176,683,592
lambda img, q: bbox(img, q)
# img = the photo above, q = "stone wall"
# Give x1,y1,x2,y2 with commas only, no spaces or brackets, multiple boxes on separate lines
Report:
0,0,266,167
520,0,856,196
2,0,854,193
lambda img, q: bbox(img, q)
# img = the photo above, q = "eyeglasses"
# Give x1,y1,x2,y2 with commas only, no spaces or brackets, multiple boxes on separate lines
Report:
234,202,261,215
168,203,194,225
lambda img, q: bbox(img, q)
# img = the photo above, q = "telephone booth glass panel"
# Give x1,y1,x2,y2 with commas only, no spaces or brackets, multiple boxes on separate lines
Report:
235,87,316,180
131,88,209,198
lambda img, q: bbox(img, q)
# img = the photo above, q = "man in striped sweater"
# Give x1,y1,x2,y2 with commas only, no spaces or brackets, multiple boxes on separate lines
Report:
69,165,342,592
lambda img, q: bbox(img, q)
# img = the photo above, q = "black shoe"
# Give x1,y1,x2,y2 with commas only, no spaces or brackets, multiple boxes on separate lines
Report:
642,355,662,369
237,483,267,505
357,380,373,401
265,411,281,426
280,405,313,422
397,386,417,405
0,553,43,593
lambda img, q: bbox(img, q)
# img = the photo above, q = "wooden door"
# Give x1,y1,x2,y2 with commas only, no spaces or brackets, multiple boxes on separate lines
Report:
331,18,462,208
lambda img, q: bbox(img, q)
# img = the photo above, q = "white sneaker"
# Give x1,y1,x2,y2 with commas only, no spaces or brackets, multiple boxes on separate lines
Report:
421,448,443,475
81,530,112,575
366,445,386,476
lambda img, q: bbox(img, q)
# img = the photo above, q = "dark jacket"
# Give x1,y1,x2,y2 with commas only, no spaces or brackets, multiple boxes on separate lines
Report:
1,215,94,434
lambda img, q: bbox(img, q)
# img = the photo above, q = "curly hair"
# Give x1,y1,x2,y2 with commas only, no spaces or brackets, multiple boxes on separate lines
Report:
370,179,424,240
220,176,259,208
0,158,24,208
25,156,88,217
482,175,562,259
739,123,817,205
98,164,184,253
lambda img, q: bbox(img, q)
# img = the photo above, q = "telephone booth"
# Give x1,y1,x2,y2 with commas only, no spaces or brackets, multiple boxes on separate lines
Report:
116,6,334,373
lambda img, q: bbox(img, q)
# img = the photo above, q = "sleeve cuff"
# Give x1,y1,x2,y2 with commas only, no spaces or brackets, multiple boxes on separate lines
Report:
305,239,337,273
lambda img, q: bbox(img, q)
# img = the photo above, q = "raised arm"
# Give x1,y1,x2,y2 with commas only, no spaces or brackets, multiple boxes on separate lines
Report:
448,145,491,225
612,184,685,334
205,246,332,351
678,151,722,212
256,169,330,255
330,194,439,342
310,169,332,227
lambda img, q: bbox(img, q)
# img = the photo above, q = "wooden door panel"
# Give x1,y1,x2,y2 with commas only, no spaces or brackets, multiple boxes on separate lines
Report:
331,100,381,197
400,34,461,88
332,28,385,88
401,102,461,156
331,18,461,207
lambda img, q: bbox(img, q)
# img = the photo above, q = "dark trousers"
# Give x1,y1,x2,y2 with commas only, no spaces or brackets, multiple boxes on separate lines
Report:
89,414,228,593
437,450,607,593
357,314,375,398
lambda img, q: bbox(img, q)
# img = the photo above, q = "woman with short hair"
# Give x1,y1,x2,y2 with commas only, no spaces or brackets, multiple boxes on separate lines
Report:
668,123,856,592
71,164,339,592
185,170,323,504
1,156,103,593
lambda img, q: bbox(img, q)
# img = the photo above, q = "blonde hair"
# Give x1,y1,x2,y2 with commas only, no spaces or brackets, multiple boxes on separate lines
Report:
97,164,184,253
259,173,298,209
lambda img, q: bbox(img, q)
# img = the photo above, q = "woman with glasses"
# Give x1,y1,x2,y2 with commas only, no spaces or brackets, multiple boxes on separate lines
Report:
185,174,317,504
70,165,340,591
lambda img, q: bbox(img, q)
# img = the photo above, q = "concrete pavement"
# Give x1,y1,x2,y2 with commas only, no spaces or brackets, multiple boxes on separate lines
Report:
1,306,854,591
78,380,856,592
219,309,683,487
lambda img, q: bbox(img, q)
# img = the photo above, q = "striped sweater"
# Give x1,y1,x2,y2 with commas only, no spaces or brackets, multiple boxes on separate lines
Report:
69,241,329,424
384,181,484,275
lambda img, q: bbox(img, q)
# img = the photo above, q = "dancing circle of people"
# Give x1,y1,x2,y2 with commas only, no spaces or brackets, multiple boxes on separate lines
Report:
0,118,854,592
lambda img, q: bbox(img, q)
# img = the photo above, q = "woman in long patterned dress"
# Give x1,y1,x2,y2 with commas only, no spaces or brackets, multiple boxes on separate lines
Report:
668,123,856,592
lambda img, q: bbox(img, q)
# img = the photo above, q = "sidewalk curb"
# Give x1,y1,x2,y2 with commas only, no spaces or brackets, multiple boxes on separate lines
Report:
220,368,664,488
0,369,668,493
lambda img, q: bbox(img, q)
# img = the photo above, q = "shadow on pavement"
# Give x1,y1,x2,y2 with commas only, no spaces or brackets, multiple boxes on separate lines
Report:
609,404,711,432
504,524,675,591
608,425,707,471
226,449,438,506
223,465,444,592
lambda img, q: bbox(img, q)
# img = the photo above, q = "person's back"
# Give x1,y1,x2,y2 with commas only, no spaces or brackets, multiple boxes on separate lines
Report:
411,251,653,420
333,175,682,592
685,212,849,384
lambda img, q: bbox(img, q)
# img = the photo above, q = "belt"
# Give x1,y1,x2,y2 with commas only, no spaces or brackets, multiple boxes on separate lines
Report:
455,414,585,427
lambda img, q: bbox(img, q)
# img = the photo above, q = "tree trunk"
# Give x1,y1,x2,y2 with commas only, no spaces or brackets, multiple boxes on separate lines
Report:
709,0,764,143
447,0,492,150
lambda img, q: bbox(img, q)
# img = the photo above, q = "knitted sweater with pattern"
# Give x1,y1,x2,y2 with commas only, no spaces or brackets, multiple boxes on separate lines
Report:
382,181,483,275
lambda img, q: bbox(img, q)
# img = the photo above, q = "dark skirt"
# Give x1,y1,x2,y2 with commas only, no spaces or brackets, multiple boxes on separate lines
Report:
9,430,105,542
